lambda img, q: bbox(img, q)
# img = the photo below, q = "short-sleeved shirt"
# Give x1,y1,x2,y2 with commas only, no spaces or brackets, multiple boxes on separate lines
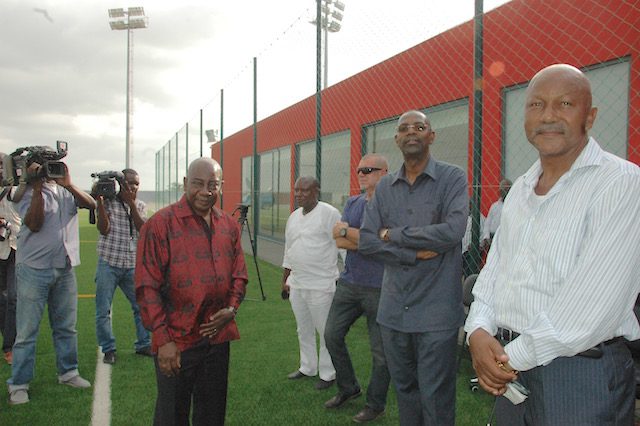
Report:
16,182,80,268
339,194,384,289
97,197,146,269
282,201,341,292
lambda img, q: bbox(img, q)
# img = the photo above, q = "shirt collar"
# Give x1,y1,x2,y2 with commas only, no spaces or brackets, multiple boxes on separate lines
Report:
174,194,222,220
521,136,602,187
391,155,437,185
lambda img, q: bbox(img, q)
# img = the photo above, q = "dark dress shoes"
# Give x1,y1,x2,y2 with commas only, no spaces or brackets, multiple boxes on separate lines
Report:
324,389,362,408
314,378,335,390
287,370,310,380
353,406,385,423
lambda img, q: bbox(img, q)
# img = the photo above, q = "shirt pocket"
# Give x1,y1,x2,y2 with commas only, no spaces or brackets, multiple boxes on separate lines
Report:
532,216,583,280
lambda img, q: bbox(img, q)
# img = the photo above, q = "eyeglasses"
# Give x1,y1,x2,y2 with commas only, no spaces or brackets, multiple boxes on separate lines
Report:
357,167,383,175
397,123,429,133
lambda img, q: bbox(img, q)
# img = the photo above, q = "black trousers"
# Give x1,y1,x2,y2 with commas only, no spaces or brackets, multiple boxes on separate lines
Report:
154,340,230,426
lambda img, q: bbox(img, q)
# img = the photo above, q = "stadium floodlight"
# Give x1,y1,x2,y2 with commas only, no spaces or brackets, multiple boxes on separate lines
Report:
108,6,148,169
205,129,219,144
309,0,345,89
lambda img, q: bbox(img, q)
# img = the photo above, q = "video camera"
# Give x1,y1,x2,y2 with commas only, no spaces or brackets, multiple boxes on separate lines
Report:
235,203,250,219
90,170,126,200
0,141,68,186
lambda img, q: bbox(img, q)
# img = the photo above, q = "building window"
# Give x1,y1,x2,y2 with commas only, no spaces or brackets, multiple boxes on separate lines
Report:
297,140,316,180
257,147,291,241
241,156,252,206
503,58,630,181
321,131,351,210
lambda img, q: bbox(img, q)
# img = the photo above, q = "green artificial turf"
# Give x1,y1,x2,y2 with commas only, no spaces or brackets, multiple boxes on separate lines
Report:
0,209,494,425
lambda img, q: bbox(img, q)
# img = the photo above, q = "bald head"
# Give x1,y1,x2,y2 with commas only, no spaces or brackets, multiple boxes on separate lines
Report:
361,153,389,171
527,64,593,111
184,157,223,217
187,157,222,179
524,63,598,162
294,176,319,213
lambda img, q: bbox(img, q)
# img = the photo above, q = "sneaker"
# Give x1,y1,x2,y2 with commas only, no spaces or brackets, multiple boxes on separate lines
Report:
58,375,91,389
353,406,385,423
135,346,153,357
3,351,12,365
103,351,116,365
9,389,29,405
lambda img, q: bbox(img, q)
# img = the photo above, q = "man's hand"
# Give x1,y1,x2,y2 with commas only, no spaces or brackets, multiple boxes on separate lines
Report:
199,307,235,339
416,250,438,260
332,221,349,239
157,341,181,377
54,163,71,188
281,282,290,299
119,181,136,207
468,329,517,395
26,163,43,188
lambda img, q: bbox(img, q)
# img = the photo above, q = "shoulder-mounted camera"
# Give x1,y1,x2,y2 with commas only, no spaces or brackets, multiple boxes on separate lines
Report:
90,170,126,200
0,141,68,186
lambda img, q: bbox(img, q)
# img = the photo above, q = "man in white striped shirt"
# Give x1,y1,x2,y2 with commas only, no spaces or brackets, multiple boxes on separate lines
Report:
465,63,640,425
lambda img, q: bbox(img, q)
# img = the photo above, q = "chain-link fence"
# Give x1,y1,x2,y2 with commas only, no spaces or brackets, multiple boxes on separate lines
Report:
155,0,640,270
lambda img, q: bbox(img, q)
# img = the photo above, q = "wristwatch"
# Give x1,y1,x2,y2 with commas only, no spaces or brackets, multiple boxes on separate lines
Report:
339,227,348,238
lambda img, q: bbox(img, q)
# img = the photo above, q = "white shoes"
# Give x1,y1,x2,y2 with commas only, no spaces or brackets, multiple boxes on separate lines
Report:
9,389,29,405
58,374,91,388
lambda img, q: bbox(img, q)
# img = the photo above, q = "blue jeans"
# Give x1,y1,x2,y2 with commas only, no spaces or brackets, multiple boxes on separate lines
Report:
95,257,150,353
8,263,80,388
324,281,390,411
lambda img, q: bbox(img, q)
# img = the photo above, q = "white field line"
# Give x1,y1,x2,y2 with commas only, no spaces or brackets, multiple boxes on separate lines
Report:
91,347,112,425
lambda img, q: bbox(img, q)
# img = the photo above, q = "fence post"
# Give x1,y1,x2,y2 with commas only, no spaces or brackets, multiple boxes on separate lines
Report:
471,0,484,275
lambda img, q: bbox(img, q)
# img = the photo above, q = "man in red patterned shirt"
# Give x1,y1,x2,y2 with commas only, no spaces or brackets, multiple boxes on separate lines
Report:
135,157,248,425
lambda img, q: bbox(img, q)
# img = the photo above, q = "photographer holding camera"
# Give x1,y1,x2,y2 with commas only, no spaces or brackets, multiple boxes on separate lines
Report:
94,169,150,365
0,154,21,367
7,159,96,405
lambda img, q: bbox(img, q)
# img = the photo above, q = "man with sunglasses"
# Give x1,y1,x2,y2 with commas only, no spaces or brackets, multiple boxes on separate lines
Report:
323,154,391,423
360,110,468,425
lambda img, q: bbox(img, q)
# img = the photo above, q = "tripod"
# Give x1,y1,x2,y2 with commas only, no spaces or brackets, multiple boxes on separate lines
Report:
234,205,266,301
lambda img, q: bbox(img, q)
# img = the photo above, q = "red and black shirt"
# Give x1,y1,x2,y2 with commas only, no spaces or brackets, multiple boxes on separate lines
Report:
135,195,248,352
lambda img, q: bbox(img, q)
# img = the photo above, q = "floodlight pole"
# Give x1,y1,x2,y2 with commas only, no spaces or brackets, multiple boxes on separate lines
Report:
108,7,148,169
310,0,345,89
125,26,132,168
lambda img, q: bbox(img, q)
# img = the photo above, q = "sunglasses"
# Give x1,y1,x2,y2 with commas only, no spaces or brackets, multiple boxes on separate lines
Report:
357,167,383,175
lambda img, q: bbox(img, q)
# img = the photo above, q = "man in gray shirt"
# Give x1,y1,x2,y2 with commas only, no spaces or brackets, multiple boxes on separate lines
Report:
360,110,468,425
7,160,96,405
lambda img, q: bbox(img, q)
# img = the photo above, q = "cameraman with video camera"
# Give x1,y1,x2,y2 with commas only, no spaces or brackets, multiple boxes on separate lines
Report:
7,154,96,405
93,169,150,365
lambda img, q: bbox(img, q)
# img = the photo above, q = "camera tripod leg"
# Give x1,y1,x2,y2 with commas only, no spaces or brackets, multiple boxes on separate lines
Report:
240,218,266,301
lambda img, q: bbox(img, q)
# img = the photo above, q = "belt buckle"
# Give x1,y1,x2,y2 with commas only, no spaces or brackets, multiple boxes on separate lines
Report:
499,328,513,342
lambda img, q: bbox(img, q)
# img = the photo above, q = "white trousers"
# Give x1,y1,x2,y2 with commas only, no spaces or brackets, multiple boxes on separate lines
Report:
289,287,336,381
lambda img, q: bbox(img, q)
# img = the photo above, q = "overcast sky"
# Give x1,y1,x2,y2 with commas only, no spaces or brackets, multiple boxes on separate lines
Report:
0,0,509,192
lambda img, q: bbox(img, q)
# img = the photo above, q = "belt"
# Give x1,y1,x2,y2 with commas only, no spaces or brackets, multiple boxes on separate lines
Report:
496,327,625,359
